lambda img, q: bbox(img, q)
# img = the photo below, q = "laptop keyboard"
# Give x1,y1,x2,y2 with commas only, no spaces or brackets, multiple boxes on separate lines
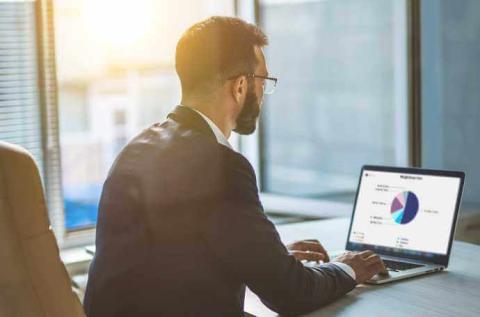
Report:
383,259,424,271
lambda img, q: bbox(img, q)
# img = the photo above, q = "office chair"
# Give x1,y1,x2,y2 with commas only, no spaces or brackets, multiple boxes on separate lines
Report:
0,141,85,316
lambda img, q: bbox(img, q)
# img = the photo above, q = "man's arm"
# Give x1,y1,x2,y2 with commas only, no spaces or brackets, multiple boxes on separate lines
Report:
199,152,357,316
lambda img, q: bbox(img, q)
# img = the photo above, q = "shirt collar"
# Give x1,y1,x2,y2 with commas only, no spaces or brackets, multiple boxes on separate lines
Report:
180,105,232,149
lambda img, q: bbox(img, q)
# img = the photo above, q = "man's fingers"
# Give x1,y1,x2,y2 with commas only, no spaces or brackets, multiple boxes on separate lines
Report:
294,241,330,262
292,251,325,262
364,254,382,265
367,257,388,275
359,250,375,258
362,253,388,275
292,241,314,251
305,241,330,262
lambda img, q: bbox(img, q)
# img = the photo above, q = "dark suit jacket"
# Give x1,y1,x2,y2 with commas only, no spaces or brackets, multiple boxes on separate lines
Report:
83,106,356,317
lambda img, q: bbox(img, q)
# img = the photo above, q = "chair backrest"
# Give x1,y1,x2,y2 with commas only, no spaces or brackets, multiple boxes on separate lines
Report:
0,141,85,317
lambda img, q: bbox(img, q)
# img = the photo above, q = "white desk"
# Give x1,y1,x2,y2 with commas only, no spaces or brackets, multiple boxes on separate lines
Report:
244,218,480,317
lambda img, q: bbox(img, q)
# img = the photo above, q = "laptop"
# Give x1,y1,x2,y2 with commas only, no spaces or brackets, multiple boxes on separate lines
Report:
337,165,465,284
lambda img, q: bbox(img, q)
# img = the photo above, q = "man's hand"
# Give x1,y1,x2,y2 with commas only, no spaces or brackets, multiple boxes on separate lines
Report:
287,239,330,263
334,250,388,284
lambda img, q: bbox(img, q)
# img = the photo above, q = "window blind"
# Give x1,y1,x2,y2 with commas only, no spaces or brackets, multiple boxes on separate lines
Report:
0,0,65,243
0,1,44,175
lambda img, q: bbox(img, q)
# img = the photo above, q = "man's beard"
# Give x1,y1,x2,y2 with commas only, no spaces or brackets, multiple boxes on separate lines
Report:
233,83,261,135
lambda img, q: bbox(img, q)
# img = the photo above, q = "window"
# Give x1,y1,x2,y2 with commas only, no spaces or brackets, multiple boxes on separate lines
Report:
5,0,478,247
421,0,480,210
253,0,409,210
54,0,235,233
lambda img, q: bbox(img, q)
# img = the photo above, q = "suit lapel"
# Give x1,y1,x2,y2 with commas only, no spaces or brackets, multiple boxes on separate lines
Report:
167,105,217,142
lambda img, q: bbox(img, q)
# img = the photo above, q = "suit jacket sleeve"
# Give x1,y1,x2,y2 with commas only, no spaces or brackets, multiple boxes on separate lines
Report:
199,151,357,316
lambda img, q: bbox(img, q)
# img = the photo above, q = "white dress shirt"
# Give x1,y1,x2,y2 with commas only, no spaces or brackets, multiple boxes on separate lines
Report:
186,106,232,149
331,261,356,280
183,106,356,281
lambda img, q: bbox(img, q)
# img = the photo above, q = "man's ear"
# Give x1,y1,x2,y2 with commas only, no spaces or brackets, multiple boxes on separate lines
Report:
232,76,247,103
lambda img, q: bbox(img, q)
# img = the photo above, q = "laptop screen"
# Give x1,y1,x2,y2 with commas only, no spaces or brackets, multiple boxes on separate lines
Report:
348,169,462,256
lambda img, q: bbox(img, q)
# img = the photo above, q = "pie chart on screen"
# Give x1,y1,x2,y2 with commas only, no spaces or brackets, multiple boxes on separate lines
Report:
391,191,419,224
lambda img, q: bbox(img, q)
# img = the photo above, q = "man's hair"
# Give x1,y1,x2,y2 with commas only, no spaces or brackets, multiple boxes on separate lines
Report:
175,16,268,95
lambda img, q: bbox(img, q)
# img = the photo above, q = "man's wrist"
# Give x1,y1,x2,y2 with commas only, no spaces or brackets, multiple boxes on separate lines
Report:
331,261,356,281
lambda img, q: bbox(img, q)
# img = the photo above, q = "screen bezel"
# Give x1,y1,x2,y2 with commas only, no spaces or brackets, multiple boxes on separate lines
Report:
345,165,465,267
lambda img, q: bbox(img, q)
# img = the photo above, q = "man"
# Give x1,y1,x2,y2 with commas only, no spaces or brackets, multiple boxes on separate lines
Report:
84,16,386,317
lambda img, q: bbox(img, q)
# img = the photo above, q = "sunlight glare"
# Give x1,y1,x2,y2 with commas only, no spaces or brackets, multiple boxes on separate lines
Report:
86,0,152,48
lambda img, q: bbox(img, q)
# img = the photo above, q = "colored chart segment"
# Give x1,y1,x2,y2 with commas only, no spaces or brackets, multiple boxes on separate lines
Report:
390,191,419,224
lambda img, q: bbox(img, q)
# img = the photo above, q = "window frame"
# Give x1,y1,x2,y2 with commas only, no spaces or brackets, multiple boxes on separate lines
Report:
35,0,97,248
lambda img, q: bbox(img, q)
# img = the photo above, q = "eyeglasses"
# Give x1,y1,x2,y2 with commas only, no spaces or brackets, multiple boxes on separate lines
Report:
248,74,278,95
228,73,278,95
